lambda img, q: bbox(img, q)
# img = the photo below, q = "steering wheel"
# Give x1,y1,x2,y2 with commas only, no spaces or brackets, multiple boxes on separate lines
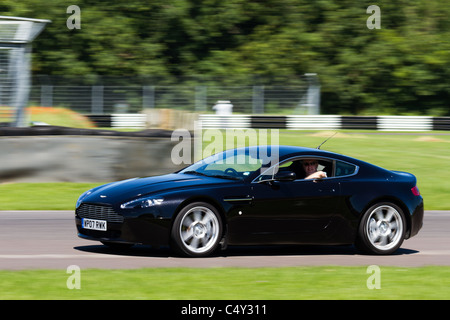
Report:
224,168,239,176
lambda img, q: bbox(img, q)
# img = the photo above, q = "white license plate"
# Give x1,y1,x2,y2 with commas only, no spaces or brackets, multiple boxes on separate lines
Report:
81,218,107,231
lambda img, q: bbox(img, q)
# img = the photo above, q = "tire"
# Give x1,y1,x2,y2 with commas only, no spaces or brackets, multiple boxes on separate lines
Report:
356,202,406,255
171,202,223,257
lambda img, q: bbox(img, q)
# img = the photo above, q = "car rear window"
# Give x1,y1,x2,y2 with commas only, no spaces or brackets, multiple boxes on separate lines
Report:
335,161,357,177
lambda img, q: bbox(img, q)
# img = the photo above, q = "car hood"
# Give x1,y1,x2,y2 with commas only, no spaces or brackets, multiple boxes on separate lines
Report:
82,173,235,205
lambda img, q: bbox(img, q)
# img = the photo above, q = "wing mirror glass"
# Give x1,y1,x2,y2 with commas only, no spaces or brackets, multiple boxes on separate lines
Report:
274,171,296,181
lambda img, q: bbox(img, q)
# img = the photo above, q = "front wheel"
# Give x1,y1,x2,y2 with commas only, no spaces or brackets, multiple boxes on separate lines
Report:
356,202,406,255
171,202,223,257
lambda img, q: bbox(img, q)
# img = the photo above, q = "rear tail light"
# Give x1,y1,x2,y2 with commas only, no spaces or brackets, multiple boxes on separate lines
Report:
411,185,420,196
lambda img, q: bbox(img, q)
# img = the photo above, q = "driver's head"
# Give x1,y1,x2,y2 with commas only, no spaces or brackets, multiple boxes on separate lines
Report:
302,159,318,176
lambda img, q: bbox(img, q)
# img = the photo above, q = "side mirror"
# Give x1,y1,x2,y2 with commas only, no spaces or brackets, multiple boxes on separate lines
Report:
274,171,296,181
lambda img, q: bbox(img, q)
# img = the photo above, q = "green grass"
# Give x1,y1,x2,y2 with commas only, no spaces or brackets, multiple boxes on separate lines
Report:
1,130,449,210
0,266,448,300
0,182,100,210
27,106,94,128
1,130,449,300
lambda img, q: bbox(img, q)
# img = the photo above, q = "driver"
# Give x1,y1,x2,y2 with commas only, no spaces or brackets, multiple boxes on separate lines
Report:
302,159,327,180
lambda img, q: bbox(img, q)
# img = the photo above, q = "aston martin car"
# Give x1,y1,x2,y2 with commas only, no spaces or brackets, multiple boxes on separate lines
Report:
75,145,423,257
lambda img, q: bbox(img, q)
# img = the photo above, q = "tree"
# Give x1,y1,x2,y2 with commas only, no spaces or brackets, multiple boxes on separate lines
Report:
1,0,448,115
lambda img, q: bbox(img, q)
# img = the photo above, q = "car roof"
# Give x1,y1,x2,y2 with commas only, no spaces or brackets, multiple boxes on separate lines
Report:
242,145,344,159
240,145,371,167
273,145,388,174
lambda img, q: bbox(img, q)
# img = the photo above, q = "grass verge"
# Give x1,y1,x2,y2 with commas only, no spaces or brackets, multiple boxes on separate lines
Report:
0,266,449,300
27,106,94,128
0,182,99,210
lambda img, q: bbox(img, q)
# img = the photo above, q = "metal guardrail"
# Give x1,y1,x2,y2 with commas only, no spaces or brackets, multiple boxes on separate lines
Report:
198,114,251,129
377,116,433,131
111,114,147,128
88,113,450,131
286,115,341,130
433,117,450,130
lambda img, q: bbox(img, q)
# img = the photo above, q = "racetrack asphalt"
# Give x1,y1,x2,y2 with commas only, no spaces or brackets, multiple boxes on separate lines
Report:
0,210,449,270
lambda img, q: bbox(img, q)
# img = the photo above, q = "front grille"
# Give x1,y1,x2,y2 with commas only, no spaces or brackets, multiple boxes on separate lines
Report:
76,204,124,223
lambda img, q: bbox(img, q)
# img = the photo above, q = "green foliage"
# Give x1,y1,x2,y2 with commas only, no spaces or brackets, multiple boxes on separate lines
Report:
1,0,450,115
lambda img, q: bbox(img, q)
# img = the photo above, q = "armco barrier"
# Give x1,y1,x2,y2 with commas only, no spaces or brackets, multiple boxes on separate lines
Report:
433,117,450,131
111,113,147,128
197,114,251,129
377,116,433,131
340,116,378,130
195,115,449,131
286,115,341,130
87,114,450,131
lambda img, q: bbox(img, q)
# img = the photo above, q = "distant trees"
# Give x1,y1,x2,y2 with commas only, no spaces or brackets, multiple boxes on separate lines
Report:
1,0,449,115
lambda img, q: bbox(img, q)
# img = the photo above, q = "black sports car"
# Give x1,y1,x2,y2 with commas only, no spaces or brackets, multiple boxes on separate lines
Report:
75,145,423,257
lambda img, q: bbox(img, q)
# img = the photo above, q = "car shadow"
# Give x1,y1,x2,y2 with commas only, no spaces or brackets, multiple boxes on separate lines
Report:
74,244,171,257
73,244,419,258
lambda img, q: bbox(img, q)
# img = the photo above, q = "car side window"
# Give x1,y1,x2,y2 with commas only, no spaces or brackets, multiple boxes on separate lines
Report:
280,158,333,180
255,157,348,182
335,160,357,177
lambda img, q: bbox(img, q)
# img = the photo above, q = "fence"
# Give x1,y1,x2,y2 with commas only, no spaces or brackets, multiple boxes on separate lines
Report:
28,75,319,115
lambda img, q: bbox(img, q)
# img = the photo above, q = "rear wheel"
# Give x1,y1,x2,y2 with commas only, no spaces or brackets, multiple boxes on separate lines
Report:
356,202,406,255
171,202,223,257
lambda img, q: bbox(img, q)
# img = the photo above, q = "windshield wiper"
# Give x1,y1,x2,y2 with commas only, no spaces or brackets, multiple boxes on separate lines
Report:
181,170,208,176
208,174,241,181
182,171,241,180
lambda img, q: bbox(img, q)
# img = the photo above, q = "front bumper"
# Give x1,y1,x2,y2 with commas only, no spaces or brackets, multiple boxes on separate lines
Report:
75,214,171,246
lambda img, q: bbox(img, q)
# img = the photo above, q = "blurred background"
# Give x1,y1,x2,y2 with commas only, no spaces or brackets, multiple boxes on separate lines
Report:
0,2,448,300
0,0,449,128
1,0,450,187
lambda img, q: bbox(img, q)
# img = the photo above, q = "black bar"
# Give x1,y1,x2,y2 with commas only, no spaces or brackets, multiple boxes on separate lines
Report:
432,117,450,131
87,114,112,128
341,116,377,130
250,116,287,129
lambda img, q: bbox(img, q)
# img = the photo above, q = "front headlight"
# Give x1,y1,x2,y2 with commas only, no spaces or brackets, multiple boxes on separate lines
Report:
120,197,163,209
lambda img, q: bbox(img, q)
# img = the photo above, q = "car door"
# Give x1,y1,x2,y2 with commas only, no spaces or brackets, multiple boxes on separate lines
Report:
227,157,340,245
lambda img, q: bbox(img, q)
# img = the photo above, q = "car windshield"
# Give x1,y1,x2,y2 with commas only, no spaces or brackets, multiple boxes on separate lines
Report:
179,147,278,181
